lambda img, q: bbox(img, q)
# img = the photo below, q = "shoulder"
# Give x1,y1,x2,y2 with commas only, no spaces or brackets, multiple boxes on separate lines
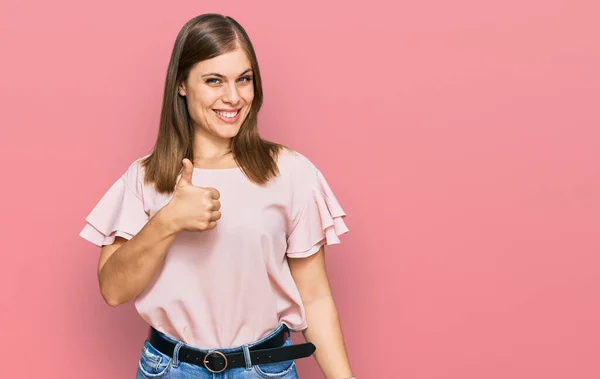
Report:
274,148,321,201
276,147,319,179
120,153,151,192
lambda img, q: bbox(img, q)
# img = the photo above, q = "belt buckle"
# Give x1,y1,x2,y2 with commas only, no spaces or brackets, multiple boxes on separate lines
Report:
203,350,228,373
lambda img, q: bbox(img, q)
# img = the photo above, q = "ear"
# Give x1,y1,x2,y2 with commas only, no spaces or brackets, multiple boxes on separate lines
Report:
178,82,187,97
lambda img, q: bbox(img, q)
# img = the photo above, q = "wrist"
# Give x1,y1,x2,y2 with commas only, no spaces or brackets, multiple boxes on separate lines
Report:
154,205,181,236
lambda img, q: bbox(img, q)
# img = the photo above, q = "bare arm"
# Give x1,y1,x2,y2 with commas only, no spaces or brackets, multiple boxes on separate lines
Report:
97,158,221,307
288,246,354,379
97,206,179,307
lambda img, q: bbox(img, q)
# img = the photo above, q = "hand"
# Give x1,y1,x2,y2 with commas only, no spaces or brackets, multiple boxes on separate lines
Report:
164,158,222,233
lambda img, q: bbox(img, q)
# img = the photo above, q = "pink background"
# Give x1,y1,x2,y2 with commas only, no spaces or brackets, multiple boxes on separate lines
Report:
1,0,599,378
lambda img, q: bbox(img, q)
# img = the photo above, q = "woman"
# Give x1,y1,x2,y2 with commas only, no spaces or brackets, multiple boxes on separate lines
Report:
79,13,354,379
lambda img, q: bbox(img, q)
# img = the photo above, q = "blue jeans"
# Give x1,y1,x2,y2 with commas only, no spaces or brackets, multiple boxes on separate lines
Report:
136,323,299,379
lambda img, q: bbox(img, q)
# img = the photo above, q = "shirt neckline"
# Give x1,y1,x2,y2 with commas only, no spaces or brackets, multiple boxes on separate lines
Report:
193,167,240,171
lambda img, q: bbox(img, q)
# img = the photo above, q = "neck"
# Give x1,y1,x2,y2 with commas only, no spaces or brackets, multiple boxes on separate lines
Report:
193,129,233,160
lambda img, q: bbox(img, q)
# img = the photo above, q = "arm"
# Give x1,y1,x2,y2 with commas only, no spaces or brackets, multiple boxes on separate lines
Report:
97,206,179,307
288,245,354,379
97,158,220,307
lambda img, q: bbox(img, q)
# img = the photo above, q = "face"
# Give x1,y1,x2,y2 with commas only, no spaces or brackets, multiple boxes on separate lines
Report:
178,48,254,140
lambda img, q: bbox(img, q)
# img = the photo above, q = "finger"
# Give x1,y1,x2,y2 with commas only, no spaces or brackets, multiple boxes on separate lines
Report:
211,200,221,211
178,159,194,186
206,220,217,230
206,187,220,200
210,210,222,221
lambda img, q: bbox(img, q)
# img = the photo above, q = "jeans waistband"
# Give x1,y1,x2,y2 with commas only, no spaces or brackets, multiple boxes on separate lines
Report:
151,323,289,353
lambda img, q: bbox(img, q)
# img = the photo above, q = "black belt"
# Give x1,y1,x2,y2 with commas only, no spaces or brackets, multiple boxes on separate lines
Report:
148,326,316,373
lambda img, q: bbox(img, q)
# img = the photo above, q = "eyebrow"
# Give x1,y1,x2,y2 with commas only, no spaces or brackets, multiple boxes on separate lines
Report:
202,69,253,78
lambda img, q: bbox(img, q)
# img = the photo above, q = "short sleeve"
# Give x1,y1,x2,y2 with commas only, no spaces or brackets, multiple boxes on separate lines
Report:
286,154,349,258
79,159,150,247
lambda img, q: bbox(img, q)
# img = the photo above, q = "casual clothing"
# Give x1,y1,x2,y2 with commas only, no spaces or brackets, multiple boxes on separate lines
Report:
79,148,348,349
137,323,298,379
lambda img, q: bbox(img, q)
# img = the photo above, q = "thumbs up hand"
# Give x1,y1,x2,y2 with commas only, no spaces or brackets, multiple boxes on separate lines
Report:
164,158,222,233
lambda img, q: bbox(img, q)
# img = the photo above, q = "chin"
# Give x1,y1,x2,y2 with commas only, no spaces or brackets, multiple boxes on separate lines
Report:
220,131,240,139
215,125,242,139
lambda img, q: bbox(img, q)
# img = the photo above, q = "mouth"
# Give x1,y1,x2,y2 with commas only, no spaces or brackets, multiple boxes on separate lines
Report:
213,108,241,123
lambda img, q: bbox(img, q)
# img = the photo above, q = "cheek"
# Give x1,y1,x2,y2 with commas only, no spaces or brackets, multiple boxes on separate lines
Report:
189,90,219,113
186,93,217,127
242,87,254,105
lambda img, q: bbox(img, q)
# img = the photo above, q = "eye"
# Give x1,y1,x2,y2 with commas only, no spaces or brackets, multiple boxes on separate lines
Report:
205,78,221,85
237,76,253,83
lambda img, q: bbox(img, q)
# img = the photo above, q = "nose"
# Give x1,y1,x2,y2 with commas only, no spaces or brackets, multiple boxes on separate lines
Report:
222,83,241,105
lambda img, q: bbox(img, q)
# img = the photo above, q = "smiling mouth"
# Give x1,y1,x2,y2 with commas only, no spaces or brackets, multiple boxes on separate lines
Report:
212,108,242,124
213,109,240,118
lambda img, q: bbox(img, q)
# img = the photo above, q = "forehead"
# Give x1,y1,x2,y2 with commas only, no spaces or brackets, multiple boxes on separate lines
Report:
193,49,252,76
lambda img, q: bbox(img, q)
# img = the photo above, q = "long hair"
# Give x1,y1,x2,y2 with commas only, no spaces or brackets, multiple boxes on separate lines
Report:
141,13,285,194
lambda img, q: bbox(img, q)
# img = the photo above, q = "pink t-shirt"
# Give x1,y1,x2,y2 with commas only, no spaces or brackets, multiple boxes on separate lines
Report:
79,148,348,349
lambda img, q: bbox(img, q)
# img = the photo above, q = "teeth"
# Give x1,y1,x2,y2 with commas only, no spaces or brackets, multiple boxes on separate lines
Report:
215,110,238,118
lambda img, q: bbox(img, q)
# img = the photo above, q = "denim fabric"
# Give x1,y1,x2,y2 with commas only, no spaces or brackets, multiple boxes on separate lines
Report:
136,324,299,379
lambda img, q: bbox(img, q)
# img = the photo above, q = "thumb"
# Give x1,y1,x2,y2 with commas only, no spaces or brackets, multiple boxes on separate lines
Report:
178,159,194,186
